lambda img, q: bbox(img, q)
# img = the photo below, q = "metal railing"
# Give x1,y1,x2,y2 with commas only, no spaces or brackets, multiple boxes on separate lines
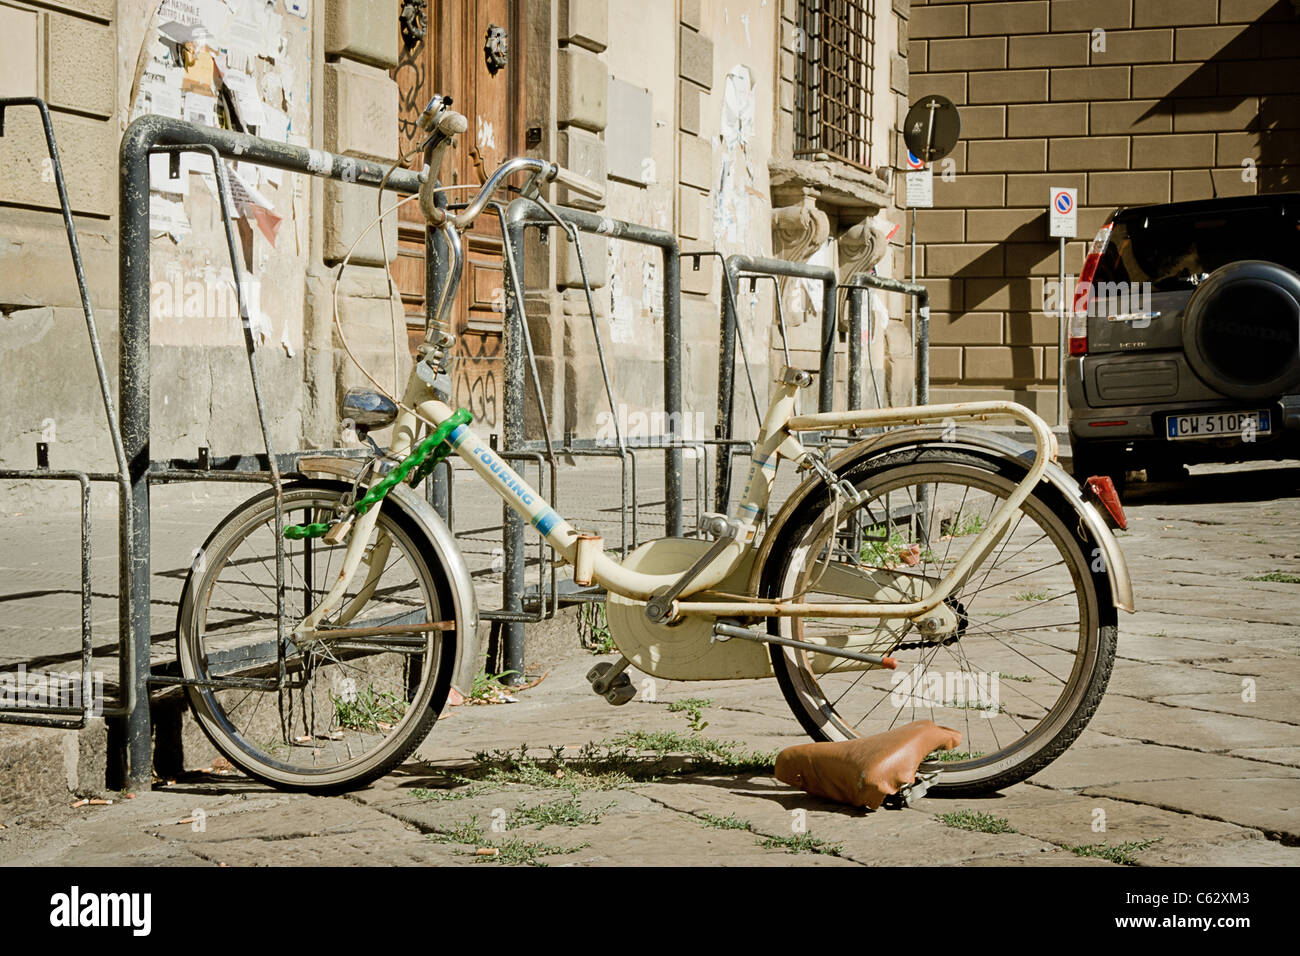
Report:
1,99,933,786
113,116,426,787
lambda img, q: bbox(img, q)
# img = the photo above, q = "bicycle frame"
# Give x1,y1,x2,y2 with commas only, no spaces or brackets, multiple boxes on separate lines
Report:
295,140,1059,638
297,367,1057,636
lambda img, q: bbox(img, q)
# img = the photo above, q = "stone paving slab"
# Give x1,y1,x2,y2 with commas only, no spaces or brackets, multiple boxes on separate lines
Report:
1086,693,1300,753
1151,690,1300,724
1083,778,1300,844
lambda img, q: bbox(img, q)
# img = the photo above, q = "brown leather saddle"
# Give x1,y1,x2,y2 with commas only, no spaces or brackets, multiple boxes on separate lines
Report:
774,720,962,810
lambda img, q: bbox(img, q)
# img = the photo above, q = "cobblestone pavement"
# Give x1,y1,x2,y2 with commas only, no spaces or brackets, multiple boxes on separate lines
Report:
1,459,1297,866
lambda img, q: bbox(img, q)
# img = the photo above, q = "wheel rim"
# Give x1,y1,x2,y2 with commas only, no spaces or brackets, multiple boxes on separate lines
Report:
775,459,1099,788
179,489,445,785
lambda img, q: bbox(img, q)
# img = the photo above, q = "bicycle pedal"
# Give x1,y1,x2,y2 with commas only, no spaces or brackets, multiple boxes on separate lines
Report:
882,770,941,810
587,659,635,702
604,683,636,706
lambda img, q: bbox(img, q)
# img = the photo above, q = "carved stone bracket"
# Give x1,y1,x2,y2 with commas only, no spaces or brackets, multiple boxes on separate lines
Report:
770,187,831,327
837,214,894,331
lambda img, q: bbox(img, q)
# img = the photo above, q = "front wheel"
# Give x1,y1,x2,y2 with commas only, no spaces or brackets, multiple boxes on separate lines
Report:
762,447,1116,796
176,480,459,791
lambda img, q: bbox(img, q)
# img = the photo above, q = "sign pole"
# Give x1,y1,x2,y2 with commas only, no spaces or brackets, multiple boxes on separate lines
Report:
910,206,917,404
1048,186,1078,430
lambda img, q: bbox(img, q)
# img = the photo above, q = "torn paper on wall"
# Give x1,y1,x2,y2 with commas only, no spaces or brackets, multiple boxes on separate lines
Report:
236,274,274,345
136,64,184,120
219,66,266,130
714,65,756,247
150,153,190,196
150,194,190,242
226,164,282,244
641,261,661,316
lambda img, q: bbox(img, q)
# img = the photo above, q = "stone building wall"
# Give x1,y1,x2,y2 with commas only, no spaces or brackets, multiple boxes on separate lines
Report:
0,0,915,508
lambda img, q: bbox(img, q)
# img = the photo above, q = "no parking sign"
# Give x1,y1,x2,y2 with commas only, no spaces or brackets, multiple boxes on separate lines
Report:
1049,187,1077,238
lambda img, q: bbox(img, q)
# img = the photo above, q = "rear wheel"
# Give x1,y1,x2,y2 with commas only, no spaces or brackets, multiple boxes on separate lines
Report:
762,448,1116,795
176,480,458,791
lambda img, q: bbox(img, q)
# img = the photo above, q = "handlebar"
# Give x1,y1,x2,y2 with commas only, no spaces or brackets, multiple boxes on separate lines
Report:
416,105,604,229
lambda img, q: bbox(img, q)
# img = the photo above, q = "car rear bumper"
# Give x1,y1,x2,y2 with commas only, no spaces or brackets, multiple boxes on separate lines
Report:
1068,394,1300,462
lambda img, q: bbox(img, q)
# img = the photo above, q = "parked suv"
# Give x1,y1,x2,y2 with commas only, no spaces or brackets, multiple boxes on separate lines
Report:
1066,193,1300,490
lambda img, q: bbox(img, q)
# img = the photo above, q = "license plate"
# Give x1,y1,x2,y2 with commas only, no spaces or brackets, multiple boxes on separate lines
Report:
1165,409,1272,440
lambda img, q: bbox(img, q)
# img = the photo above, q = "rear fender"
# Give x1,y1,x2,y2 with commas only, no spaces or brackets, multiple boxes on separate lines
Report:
749,427,1134,614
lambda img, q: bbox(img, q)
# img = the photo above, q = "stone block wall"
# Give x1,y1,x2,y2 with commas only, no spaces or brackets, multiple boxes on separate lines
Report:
909,0,1300,419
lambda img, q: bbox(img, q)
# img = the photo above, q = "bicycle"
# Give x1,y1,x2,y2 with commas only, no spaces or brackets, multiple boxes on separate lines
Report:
176,97,1135,793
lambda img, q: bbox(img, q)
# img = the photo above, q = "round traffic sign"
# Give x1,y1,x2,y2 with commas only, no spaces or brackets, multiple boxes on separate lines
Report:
906,150,924,170
1054,191,1074,214
903,95,961,163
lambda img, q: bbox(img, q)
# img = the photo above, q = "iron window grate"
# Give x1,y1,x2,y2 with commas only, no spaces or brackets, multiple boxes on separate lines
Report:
794,0,875,170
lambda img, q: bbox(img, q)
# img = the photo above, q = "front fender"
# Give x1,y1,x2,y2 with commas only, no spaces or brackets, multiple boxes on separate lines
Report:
297,457,483,689
750,427,1135,614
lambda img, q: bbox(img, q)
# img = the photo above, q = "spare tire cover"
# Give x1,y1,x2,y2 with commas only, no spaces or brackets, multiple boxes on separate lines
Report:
1182,259,1300,401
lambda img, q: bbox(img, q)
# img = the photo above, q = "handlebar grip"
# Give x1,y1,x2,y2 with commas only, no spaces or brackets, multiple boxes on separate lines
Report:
551,164,604,201
437,110,469,137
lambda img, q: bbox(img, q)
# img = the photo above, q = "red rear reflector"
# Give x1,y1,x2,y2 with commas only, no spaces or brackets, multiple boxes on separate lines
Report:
1085,476,1128,531
1088,420,1129,427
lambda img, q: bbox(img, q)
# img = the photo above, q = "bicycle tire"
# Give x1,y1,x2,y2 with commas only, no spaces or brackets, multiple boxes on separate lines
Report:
176,480,458,791
760,447,1116,796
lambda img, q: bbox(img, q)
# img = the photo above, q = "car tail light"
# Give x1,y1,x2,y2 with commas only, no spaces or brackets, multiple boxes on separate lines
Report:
1069,221,1114,356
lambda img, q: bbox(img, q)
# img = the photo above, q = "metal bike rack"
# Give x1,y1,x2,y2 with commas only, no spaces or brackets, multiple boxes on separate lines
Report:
494,198,685,680
713,254,839,510
2,97,938,782
115,115,425,788
843,272,931,408
0,98,134,730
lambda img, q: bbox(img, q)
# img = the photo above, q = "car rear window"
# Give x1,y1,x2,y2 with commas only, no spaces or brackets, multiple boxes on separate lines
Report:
1096,202,1300,292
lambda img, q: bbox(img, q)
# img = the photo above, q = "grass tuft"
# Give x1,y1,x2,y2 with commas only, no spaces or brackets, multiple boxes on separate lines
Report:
1065,837,1163,866
697,812,754,831
937,809,1016,834
508,795,612,830
759,832,843,856
666,697,712,732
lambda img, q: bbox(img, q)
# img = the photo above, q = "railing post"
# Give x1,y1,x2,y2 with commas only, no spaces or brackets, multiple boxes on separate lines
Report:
425,224,451,519
500,215,528,682
118,123,154,790
663,245,683,537
847,285,864,413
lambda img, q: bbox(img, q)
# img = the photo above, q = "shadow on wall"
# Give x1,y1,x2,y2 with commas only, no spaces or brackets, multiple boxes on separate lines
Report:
1137,0,1300,194
938,1,1300,347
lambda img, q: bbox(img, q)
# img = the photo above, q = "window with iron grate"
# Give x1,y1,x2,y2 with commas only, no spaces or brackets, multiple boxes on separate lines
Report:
794,0,875,170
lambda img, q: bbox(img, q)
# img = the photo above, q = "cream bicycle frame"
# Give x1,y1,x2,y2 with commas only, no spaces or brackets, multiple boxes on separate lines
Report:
294,364,1057,635
293,141,1058,635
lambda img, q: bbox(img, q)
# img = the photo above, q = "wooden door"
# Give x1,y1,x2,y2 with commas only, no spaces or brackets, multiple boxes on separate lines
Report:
393,0,524,435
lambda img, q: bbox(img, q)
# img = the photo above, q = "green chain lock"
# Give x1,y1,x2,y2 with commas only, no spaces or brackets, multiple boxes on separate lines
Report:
283,407,472,539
